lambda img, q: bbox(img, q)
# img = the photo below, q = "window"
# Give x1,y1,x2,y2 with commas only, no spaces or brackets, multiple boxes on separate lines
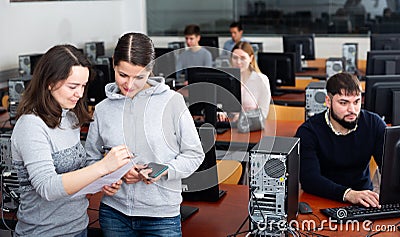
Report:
147,0,398,36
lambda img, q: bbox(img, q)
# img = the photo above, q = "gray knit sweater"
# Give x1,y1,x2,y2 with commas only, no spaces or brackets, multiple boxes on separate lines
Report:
11,110,89,236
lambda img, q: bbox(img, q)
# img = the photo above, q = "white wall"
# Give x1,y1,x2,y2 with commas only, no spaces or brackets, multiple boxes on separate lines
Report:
0,0,146,71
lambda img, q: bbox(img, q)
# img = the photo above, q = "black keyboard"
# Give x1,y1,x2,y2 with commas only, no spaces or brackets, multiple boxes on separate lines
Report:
302,66,319,71
321,203,400,221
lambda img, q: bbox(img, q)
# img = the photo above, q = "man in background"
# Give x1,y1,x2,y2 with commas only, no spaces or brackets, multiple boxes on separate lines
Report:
295,72,386,207
223,22,249,52
175,24,212,82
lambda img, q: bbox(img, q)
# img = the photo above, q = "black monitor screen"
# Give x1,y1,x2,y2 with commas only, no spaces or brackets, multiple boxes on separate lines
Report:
364,75,400,125
186,67,241,123
366,50,400,75
283,34,315,71
199,36,219,60
257,52,296,96
153,47,176,78
96,56,115,82
379,125,400,204
87,64,112,106
370,34,400,51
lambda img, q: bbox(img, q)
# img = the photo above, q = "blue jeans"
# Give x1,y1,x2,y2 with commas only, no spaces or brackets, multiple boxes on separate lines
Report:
74,228,87,237
99,203,182,237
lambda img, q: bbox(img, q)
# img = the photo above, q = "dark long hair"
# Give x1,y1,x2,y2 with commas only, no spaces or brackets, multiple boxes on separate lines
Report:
16,44,92,128
113,32,155,71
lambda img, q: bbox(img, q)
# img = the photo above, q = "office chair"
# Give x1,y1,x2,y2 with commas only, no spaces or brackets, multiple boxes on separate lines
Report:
369,157,380,192
267,104,305,122
2,95,8,108
216,160,243,185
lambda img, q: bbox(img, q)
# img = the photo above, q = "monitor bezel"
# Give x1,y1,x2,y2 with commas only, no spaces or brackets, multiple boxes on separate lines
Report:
257,52,296,95
379,125,400,204
364,75,400,125
366,50,400,75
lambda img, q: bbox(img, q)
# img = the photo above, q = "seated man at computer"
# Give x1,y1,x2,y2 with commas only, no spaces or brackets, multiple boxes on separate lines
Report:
295,72,386,207
222,21,249,53
176,24,212,81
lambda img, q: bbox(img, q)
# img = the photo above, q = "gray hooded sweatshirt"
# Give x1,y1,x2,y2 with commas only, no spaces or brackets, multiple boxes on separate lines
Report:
85,77,204,217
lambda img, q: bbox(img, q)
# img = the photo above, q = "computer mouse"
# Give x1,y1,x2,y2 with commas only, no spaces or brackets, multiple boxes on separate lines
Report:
298,202,313,214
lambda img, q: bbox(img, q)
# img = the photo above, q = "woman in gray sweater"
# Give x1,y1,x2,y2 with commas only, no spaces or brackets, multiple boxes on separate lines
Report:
11,45,133,237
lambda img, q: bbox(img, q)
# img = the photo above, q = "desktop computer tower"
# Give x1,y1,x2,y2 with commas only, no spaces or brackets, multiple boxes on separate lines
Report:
0,133,20,211
18,53,43,76
342,43,358,74
326,57,346,79
85,41,105,64
305,81,327,120
249,136,300,236
8,76,31,124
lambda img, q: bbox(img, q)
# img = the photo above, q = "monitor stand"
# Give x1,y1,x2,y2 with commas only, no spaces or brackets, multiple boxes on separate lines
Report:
180,190,227,222
180,205,199,222
300,60,319,71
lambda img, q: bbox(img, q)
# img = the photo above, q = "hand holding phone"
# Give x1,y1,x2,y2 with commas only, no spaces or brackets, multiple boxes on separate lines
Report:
146,162,168,179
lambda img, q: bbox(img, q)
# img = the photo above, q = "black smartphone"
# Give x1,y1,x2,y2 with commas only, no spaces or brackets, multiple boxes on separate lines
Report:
147,162,168,179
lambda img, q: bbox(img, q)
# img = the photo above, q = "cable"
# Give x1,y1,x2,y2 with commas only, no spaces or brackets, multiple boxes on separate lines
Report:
366,220,400,237
88,218,99,227
248,188,266,224
1,169,16,233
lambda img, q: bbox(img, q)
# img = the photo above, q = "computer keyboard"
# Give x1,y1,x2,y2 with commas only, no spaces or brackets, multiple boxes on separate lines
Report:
321,203,400,221
302,66,319,71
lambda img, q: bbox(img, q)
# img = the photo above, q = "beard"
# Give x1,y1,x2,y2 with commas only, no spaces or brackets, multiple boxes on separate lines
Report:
330,107,359,130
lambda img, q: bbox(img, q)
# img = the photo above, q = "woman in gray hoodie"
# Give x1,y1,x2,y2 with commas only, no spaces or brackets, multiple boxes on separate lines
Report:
85,33,205,236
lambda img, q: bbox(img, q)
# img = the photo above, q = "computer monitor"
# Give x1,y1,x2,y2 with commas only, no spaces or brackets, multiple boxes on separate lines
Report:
96,56,115,82
181,125,226,220
364,75,400,125
370,34,400,50
257,52,296,96
283,34,316,72
87,64,113,106
181,125,224,202
379,125,400,204
186,67,241,125
366,50,400,75
153,47,177,78
199,36,219,60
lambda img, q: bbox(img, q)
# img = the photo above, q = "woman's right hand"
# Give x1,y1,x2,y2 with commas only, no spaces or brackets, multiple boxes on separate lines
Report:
100,145,133,175
123,164,147,184
217,111,229,122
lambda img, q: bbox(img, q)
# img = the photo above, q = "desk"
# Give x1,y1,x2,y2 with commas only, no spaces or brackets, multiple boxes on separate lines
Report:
215,120,302,151
296,59,367,79
87,184,400,237
272,92,305,106
85,185,250,236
